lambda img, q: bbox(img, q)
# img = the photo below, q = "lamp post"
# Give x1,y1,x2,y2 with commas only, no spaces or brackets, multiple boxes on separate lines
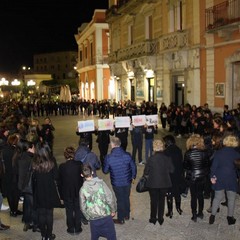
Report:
21,66,31,98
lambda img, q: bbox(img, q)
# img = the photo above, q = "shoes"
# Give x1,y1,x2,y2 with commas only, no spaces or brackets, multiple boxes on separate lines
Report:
23,223,33,232
67,228,75,235
165,211,173,218
1,203,9,211
149,218,157,225
81,218,88,225
113,219,125,224
74,227,83,235
206,207,212,213
176,208,183,215
124,216,130,221
10,211,17,217
138,162,145,165
0,223,10,230
16,210,23,215
197,212,204,219
176,134,182,138
227,216,236,225
32,225,41,232
181,193,187,198
221,201,227,207
158,218,164,225
209,215,215,224
191,214,197,222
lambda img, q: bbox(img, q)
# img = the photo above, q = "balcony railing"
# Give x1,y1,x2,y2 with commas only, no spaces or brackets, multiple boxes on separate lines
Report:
159,30,188,52
206,0,240,31
108,40,158,63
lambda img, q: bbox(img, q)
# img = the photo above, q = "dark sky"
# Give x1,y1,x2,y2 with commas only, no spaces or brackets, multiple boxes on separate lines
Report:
0,0,108,73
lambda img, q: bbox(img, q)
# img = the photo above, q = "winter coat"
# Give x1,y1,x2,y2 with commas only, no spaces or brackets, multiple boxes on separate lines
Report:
80,177,116,220
58,160,83,200
211,147,240,192
103,147,136,187
144,151,174,189
32,166,61,209
183,148,210,183
74,145,101,177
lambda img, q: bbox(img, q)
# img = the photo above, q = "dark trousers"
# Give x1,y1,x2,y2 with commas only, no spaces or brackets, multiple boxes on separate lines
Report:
112,185,131,221
132,140,143,163
6,185,19,213
23,193,38,225
38,208,53,239
149,188,167,221
98,144,108,165
189,181,205,214
64,197,82,232
90,215,116,240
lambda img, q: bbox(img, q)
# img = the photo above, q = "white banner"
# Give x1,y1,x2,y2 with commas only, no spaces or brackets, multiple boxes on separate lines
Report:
77,120,95,132
98,119,114,131
132,115,146,126
114,116,131,128
146,114,158,126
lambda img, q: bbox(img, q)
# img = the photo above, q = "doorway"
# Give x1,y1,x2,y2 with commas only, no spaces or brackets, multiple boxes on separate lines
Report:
172,75,185,106
232,61,240,108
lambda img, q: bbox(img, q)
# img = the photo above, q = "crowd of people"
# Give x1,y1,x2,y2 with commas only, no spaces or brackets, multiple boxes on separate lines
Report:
1,98,240,239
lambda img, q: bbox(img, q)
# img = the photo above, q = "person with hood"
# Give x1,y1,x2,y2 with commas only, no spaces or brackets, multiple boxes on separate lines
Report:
80,164,117,240
74,140,101,177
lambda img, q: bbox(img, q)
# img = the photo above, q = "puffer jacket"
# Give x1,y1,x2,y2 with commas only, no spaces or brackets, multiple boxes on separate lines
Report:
103,147,136,187
183,148,210,183
80,177,116,220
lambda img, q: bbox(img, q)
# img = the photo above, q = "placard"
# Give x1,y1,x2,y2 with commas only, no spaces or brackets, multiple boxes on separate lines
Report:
114,116,131,128
98,119,114,131
77,120,95,132
132,115,146,126
146,114,158,126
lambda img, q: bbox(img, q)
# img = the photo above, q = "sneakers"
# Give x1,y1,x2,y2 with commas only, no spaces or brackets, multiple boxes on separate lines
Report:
0,223,10,231
138,162,145,165
1,203,9,211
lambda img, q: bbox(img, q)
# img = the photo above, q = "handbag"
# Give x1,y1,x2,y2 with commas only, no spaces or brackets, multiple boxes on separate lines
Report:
136,175,148,193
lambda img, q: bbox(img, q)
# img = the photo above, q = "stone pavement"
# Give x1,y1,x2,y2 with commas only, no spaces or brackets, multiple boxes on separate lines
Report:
0,114,240,240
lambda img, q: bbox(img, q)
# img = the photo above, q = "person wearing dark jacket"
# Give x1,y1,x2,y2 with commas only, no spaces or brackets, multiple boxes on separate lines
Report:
143,139,174,225
58,146,84,235
40,117,55,152
209,134,240,225
183,134,210,222
32,143,61,240
1,134,22,217
76,130,94,150
17,139,38,232
95,129,114,165
163,134,184,218
103,137,136,224
74,141,101,177
114,127,128,151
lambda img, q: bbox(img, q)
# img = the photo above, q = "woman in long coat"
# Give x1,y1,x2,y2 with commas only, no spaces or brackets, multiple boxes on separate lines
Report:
143,139,174,225
32,143,61,240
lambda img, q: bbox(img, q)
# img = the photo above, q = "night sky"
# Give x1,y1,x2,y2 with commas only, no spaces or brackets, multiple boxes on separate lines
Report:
0,0,108,73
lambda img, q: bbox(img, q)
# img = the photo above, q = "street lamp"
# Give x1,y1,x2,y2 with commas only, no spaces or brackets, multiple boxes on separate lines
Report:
0,77,9,86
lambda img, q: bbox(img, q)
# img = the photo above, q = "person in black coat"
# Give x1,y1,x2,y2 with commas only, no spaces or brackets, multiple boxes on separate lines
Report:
40,117,55,152
32,143,61,240
114,127,128,151
1,134,22,217
143,139,174,225
58,146,84,235
95,129,114,165
183,134,211,222
163,135,184,218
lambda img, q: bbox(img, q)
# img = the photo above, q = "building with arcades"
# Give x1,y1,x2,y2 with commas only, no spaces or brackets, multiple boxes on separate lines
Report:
106,0,240,111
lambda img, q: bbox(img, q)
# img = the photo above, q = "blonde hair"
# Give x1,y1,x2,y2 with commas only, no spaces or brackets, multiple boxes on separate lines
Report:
223,134,239,147
186,134,205,150
153,139,164,152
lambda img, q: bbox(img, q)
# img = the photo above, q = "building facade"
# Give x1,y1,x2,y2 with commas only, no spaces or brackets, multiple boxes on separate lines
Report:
107,0,240,110
33,51,77,80
74,9,110,100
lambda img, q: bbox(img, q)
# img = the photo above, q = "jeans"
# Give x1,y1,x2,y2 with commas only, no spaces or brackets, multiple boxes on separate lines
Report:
23,193,38,225
112,185,131,221
145,138,153,162
64,197,82,232
90,215,116,240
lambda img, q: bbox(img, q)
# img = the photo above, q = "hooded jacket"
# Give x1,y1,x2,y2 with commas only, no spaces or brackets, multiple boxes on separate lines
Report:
80,177,116,220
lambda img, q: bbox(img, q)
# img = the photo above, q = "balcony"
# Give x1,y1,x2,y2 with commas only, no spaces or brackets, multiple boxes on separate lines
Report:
108,39,158,63
206,0,240,32
106,0,157,21
159,30,188,52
